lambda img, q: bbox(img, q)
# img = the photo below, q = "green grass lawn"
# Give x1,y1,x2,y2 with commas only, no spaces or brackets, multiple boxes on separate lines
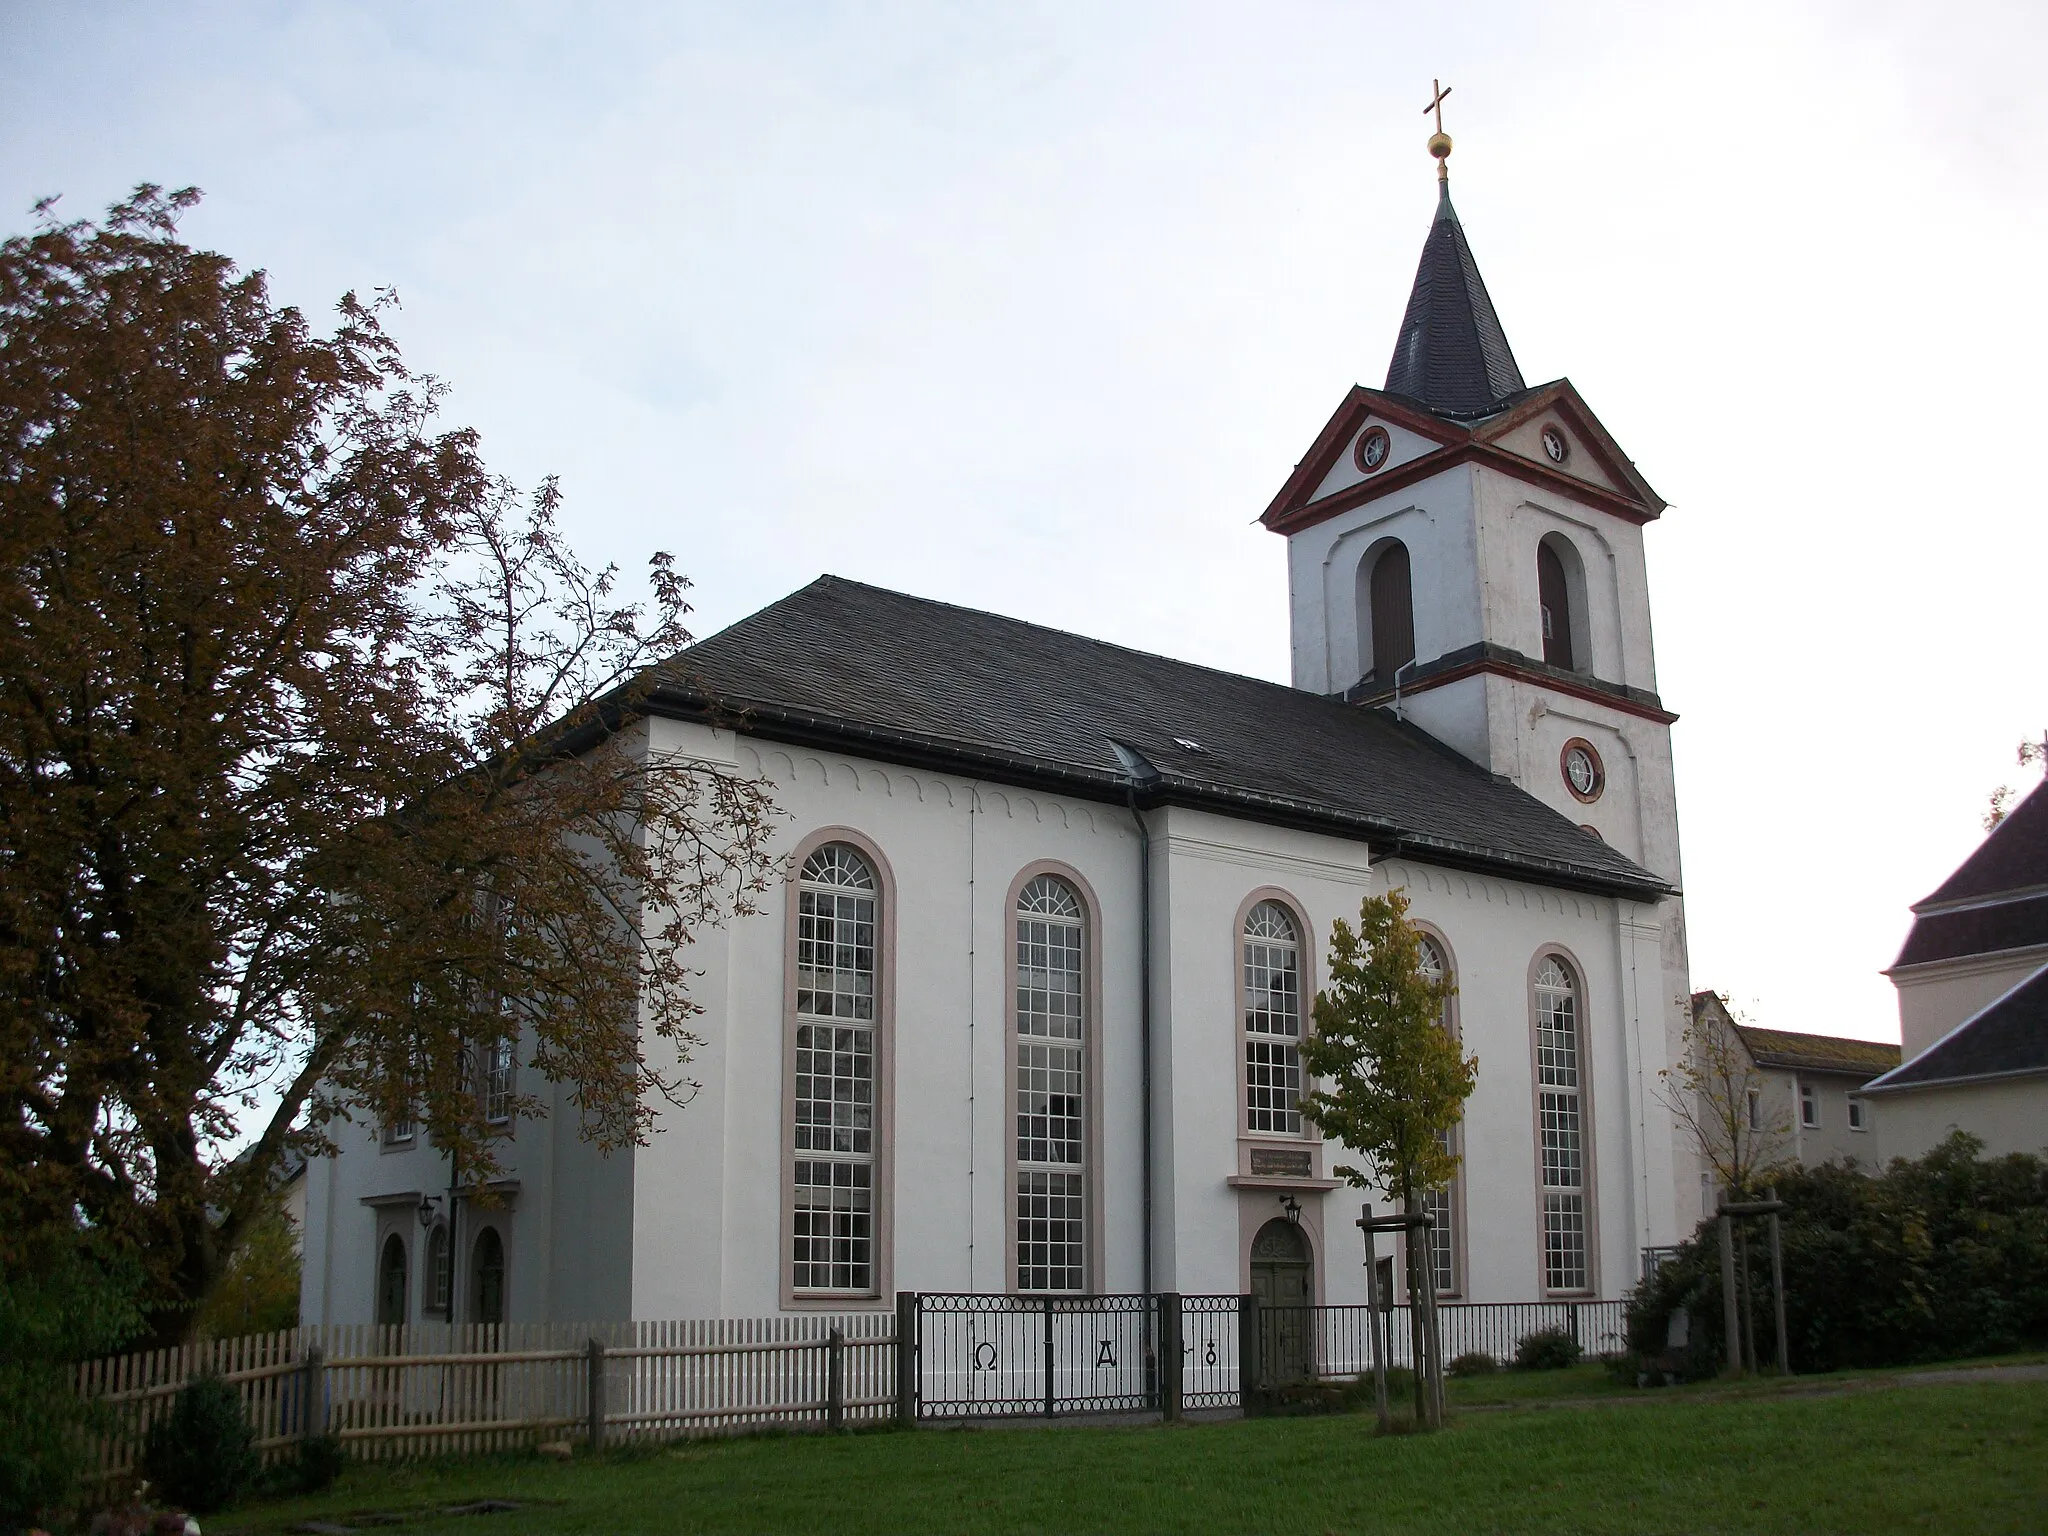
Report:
225,1376,2047,1536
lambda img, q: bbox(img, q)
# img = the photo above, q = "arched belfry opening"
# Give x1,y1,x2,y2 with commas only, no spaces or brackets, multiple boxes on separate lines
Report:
1537,534,1589,674
1356,539,1415,685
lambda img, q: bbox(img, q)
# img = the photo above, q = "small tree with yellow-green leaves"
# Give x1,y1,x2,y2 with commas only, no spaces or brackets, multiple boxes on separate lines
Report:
1298,889,1476,1425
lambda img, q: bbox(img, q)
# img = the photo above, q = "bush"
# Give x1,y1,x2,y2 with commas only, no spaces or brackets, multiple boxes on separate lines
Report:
1511,1327,1582,1371
1627,1133,2048,1375
1447,1351,1499,1377
0,1245,144,1532
142,1373,258,1514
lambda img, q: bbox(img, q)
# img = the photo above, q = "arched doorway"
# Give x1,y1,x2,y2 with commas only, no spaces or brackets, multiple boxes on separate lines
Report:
376,1234,408,1327
1250,1218,1313,1383
471,1226,505,1325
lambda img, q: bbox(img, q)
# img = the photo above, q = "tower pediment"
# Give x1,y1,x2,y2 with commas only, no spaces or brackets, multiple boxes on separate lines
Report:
1260,379,1665,537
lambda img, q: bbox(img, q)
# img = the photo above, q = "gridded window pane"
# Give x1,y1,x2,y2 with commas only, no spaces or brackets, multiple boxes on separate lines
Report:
792,1160,873,1292
1016,1170,1084,1293
483,1039,514,1124
1534,957,1579,1089
1534,955,1588,1291
797,848,877,1021
794,1024,874,1155
791,843,881,1293
1242,902,1300,1038
1243,901,1304,1135
1016,1041,1082,1164
1544,1192,1588,1292
1245,1039,1303,1134
1423,1185,1455,1296
1539,1090,1583,1188
1016,877,1085,1292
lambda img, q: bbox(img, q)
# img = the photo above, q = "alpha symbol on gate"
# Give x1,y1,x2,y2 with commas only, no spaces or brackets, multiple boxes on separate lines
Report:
1095,1339,1116,1369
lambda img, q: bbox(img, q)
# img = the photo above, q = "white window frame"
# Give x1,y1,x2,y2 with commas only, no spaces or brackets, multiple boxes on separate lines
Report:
481,1036,515,1126
1415,929,1462,1299
788,841,882,1299
1241,900,1307,1138
1531,952,1594,1295
1848,1097,1867,1132
1012,872,1090,1295
1799,1080,1819,1129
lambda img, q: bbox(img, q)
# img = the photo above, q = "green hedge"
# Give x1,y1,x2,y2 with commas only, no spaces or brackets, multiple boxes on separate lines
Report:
1628,1133,2048,1375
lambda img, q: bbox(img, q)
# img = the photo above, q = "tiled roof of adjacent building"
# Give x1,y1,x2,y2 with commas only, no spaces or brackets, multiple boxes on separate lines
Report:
652,576,1670,899
1732,1025,1901,1080
1894,777,2048,970
1864,962,2048,1093
1383,182,1528,420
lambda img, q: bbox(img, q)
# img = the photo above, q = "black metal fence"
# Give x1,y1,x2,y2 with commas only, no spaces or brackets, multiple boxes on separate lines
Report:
896,1293,1628,1421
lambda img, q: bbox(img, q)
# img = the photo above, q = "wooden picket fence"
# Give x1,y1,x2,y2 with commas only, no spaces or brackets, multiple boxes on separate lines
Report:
74,1314,897,1485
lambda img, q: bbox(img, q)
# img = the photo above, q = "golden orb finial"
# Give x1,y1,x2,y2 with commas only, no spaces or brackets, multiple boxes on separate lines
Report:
1424,79,1453,182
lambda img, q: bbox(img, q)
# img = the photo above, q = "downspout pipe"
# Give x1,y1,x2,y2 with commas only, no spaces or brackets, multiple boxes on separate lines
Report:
1129,781,1154,1297
1111,741,1162,1297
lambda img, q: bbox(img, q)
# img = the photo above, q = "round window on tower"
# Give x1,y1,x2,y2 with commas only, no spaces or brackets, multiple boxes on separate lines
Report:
1561,739,1605,803
1541,425,1570,465
1354,425,1392,474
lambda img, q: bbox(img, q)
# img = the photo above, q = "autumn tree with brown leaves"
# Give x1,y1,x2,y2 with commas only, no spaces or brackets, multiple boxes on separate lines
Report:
0,188,778,1341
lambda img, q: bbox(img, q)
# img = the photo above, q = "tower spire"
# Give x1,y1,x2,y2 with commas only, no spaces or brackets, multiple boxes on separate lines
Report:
1383,81,1525,419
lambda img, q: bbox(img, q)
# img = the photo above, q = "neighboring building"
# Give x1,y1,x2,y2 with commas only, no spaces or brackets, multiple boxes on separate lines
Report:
302,142,1700,1329
1865,778,2048,1159
1686,993,1898,1175
1681,992,1898,1218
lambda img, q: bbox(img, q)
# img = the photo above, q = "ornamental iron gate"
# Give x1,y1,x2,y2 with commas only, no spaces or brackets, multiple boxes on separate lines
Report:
895,1293,1626,1422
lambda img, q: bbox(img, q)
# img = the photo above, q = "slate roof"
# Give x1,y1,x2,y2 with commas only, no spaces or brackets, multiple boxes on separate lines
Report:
1894,776,2048,970
1733,1025,1900,1080
1864,961,2048,1093
1917,776,2048,909
1383,183,1527,420
652,576,1668,899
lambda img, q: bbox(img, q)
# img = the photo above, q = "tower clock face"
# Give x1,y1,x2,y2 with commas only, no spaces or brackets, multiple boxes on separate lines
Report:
1541,425,1569,464
1561,739,1604,802
1355,425,1391,473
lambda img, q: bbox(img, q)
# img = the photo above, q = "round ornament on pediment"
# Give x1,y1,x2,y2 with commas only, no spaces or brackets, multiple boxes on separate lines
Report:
1541,424,1570,465
1354,425,1392,474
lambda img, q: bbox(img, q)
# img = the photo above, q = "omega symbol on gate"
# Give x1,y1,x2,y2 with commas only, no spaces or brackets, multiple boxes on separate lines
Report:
972,1341,998,1371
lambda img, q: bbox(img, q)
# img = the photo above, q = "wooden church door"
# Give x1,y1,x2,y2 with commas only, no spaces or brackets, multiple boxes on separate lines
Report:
1250,1218,1314,1382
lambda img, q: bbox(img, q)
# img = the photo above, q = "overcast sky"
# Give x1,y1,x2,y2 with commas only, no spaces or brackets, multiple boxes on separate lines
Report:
6,1,2044,1045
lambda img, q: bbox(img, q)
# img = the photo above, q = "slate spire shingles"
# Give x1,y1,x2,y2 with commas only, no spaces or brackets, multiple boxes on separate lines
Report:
1383,181,1527,419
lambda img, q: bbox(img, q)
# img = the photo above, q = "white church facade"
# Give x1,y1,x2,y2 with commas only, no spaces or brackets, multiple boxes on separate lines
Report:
302,166,1699,1331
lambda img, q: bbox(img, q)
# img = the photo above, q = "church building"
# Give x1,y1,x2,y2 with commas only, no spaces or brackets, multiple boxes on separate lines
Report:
301,136,1699,1330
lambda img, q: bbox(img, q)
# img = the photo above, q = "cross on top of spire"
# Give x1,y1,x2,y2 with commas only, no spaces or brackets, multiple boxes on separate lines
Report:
1424,79,1454,183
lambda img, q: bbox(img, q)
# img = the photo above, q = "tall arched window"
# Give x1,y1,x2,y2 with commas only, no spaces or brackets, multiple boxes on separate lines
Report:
1357,540,1416,684
1243,901,1304,1135
1016,875,1086,1293
791,843,879,1295
1534,955,1590,1292
377,1234,408,1327
1416,934,1459,1297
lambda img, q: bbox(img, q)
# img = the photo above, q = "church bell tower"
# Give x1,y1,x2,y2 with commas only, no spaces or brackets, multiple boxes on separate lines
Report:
1257,90,1692,1080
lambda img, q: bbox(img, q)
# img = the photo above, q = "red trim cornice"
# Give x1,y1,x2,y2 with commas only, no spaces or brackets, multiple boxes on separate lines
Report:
1267,440,1657,537
1357,655,1679,725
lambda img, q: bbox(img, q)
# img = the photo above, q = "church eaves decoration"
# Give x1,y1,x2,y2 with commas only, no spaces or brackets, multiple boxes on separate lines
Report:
1382,81,1527,421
